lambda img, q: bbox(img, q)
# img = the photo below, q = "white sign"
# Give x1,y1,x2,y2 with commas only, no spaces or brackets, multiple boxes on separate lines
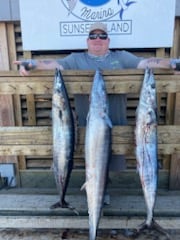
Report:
19,0,176,50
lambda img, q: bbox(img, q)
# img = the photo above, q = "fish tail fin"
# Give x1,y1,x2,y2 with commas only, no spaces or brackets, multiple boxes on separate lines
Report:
80,182,86,191
151,219,171,239
134,219,171,239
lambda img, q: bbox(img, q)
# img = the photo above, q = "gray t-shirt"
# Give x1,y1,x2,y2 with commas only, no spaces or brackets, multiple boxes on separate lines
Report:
57,50,142,70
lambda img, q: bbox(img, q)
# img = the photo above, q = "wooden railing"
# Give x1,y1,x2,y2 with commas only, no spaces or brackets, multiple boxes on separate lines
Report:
0,69,179,189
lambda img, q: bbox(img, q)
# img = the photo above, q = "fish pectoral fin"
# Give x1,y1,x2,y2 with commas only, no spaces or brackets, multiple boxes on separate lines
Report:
80,182,87,191
104,115,112,128
86,112,90,123
80,177,94,191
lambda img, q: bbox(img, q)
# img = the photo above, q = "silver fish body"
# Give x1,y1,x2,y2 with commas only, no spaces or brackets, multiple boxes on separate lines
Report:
84,70,112,240
51,69,74,208
135,68,158,227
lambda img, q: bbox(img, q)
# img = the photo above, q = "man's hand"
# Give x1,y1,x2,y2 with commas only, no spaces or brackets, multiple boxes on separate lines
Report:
13,59,37,76
170,59,180,70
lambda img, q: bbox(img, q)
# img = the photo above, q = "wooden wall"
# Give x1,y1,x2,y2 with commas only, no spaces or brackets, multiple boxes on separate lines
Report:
0,20,179,190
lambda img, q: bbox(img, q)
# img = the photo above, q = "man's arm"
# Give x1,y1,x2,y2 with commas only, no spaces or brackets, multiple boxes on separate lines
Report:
137,57,180,71
13,59,64,76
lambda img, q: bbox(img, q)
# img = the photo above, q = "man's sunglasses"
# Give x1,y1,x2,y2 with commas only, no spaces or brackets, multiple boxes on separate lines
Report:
89,33,108,40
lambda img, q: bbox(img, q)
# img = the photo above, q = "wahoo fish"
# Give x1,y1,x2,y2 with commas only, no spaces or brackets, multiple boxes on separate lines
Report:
82,70,112,240
135,68,170,238
51,69,74,210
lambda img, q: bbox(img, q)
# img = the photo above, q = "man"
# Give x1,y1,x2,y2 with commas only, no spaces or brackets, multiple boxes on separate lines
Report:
14,22,180,74
14,22,179,203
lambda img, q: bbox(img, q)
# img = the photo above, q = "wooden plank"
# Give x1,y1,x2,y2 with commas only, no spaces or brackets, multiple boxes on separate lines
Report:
0,145,52,156
0,23,17,165
23,53,36,125
26,158,52,169
170,18,180,59
163,93,175,169
0,96,14,126
169,93,180,189
169,17,180,189
0,126,179,145
25,155,139,169
0,23,21,182
0,215,179,230
9,22,23,126
0,126,178,156
0,126,52,144
0,68,174,76
26,94,37,125
155,48,166,57
0,23,10,70
13,49,32,169
174,93,180,123
19,169,168,189
13,94,26,170
13,94,23,126
169,154,180,189
0,143,177,156
155,48,168,168
7,23,17,71
0,76,179,94
0,70,179,94
165,93,175,124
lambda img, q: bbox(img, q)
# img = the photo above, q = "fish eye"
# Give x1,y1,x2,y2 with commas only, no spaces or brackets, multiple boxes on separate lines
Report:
151,83,155,89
